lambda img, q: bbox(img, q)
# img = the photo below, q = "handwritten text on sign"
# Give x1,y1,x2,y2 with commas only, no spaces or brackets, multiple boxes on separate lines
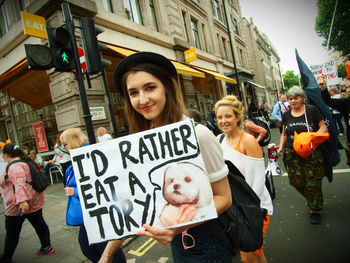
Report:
310,58,340,87
70,120,217,244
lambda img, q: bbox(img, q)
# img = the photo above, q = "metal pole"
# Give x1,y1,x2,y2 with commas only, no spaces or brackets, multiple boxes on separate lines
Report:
101,70,119,137
222,0,240,92
61,2,96,144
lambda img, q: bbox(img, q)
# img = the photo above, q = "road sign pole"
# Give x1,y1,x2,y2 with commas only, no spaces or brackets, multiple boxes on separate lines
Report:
61,2,96,144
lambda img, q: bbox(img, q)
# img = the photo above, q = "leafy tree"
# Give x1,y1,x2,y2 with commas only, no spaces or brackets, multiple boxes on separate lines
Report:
315,0,350,55
337,64,346,78
283,70,299,92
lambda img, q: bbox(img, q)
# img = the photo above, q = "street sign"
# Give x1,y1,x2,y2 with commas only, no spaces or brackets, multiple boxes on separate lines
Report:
90,106,106,120
78,47,87,73
184,48,197,63
21,11,47,39
33,121,49,152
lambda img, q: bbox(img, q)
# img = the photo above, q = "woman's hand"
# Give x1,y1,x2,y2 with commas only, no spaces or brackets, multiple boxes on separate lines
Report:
277,147,283,157
64,187,75,197
19,201,29,213
136,224,177,245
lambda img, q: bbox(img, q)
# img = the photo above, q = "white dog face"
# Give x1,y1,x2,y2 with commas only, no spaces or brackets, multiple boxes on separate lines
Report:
162,162,213,207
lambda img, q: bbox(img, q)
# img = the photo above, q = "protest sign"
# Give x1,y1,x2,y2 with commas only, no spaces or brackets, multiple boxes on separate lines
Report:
310,58,340,87
70,119,217,244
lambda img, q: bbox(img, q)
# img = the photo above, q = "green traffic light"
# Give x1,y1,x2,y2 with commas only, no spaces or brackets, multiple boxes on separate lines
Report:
61,52,69,63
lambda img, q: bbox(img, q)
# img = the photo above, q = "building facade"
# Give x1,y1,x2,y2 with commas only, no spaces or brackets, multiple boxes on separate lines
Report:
0,0,281,150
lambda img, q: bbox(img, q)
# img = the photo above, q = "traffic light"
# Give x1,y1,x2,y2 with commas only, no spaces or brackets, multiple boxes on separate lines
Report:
24,44,53,70
81,17,111,74
47,26,75,72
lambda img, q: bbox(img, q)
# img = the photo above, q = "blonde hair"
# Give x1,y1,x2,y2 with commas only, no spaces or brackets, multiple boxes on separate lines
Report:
215,95,245,127
60,128,88,150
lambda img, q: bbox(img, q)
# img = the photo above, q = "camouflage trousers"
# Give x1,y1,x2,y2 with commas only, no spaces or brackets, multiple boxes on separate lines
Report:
283,147,324,213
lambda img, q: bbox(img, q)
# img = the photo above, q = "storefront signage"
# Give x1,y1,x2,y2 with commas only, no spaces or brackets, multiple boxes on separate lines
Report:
33,121,49,152
21,11,47,39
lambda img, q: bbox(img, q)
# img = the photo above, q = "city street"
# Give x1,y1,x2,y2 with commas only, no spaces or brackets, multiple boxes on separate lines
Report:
1,126,349,263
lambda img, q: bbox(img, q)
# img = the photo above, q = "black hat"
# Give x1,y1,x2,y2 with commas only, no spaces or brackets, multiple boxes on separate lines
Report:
114,52,178,96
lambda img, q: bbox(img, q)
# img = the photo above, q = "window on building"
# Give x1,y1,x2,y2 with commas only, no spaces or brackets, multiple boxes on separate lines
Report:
124,0,143,25
222,37,227,60
191,18,201,49
0,1,10,37
102,0,113,12
182,11,189,41
202,24,208,52
149,0,159,32
232,17,239,36
239,49,245,67
213,0,222,21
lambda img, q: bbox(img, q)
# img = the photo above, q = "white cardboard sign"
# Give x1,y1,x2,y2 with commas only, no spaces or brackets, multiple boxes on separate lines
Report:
70,119,217,244
310,58,340,87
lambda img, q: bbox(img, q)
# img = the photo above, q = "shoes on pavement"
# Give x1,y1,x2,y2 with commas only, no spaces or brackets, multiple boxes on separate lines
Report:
0,256,12,263
35,245,55,255
310,213,321,225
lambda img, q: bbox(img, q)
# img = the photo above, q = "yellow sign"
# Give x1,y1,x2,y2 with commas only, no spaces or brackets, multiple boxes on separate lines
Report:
21,11,47,39
184,48,197,63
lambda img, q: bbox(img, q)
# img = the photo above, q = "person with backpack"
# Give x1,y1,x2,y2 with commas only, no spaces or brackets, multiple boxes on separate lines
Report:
0,143,54,263
60,128,126,263
113,51,232,262
215,95,273,263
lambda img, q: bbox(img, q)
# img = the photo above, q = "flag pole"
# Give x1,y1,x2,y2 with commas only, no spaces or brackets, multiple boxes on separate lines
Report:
322,0,338,79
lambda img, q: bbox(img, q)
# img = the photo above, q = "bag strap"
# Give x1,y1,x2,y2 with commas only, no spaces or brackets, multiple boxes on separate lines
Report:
219,133,225,143
5,160,25,180
304,105,315,156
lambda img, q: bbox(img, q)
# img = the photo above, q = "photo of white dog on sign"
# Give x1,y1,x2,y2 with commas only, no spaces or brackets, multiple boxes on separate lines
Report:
159,161,214,227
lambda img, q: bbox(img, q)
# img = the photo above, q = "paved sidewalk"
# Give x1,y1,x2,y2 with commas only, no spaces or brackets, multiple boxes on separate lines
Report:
0,182,126,263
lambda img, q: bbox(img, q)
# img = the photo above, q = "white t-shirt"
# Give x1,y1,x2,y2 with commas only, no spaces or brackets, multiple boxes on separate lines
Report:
220,135,273,215
98,133,112,142
184,117,228,183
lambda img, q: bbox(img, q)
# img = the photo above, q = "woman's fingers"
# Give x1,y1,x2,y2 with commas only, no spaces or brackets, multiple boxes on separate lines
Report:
136,224,175,245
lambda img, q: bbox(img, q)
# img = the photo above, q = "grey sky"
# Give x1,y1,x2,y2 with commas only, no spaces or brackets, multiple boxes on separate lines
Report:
240,0,331,74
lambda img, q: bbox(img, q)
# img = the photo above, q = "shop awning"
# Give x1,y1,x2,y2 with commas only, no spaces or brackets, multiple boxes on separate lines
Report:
191,65,237,84
247,80,266,89
107,44,205,78
0,58,52,109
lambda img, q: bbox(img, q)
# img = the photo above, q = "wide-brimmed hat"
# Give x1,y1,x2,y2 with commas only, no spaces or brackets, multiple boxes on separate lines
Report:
114,52,178,96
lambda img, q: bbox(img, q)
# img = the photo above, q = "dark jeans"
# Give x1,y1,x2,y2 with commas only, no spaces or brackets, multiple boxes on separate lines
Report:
2,208,51,259
332,113,344,134
78,225,126,263
60,161,71,187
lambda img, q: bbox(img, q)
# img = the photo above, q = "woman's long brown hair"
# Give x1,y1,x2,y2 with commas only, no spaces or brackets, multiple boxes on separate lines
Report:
121,63,187,133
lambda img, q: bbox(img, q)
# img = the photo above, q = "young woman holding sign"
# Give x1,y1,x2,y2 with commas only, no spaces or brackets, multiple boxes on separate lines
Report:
113,52,232,262
60,128,126,263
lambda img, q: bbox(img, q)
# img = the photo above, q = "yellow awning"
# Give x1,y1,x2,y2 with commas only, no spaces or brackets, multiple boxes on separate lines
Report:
170,61,205,78
106,44,205,78
107,45,136,57
191,65,237,84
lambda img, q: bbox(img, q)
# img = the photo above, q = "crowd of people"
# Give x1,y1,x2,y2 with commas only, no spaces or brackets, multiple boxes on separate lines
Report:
0,50,349,263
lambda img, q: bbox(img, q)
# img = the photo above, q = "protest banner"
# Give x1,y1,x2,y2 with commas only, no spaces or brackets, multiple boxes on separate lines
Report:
70,119,217,244
310,58,340,87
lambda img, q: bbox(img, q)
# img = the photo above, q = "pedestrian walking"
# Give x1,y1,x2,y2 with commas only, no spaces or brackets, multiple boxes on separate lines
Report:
277,86,328,225
60,128,126,263
113,51,232,262
0,143,54,263
272,93,289,133
215,95,273,263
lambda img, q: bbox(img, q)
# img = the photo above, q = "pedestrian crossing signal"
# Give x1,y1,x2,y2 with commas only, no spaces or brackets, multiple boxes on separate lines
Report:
47,26,75,72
